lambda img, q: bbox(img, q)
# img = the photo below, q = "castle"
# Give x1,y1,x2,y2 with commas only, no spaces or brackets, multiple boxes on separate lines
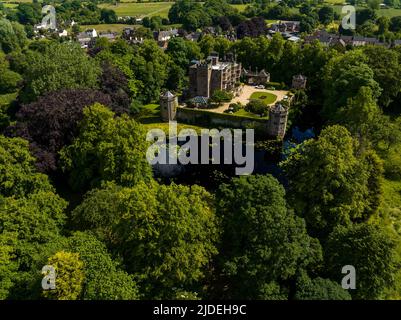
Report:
188,52,242,98
160,92,289,139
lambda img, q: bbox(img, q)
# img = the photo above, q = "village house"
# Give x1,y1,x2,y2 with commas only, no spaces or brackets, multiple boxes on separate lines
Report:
98,32,117,42
77,29,98,49
304,30,392,48
122,28,145,44
153,29,179,48
269,21,300,34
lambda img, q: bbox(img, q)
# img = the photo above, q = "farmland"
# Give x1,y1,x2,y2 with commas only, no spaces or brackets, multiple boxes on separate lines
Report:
98,2,173,18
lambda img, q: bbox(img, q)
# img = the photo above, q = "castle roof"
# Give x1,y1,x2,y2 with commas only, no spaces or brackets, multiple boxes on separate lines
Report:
271,103,286,113
162,91,175,99
293,74,306,80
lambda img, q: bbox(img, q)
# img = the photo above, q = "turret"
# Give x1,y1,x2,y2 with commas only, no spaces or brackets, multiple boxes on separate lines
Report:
268,102,288,139
160,91,178,122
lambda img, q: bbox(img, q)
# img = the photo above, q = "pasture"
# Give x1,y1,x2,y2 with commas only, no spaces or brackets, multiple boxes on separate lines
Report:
98,2,173,18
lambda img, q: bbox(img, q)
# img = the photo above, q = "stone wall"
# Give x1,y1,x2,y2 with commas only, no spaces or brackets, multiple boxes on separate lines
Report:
176,107,270,135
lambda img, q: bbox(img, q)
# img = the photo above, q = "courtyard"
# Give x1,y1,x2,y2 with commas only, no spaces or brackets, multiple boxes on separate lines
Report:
210,85,289,115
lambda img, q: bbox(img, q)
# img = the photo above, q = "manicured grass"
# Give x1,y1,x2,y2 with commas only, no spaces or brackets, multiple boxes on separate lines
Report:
98,2,173,18
81,24,134,33
233,108,269,119
249,91,277,105
137,104,205,134
139,107,205,133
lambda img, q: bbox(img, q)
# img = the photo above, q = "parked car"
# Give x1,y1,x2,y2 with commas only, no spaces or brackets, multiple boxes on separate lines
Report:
255,85,265,89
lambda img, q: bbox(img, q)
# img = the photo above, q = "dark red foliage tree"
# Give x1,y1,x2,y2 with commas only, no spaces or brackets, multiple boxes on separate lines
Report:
99,62,131,113
6,89,113,173
236,17,267,39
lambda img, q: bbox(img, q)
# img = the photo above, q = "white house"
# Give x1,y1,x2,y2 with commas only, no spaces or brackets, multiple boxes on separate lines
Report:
58,29,68,37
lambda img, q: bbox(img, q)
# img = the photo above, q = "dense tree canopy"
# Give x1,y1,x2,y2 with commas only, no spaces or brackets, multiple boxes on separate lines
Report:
216,175,322,299
325,224,398,299
60,103,153,191
20,42,101,103
0,18,27,54
10,89,114,173
281,125,383,238
72,181,219,299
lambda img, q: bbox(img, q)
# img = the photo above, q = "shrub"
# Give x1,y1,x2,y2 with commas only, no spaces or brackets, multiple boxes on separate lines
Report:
245,99,268,116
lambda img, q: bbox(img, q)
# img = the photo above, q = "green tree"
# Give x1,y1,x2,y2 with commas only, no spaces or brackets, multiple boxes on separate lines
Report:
65,232,139,300
367,0,381,10
323,50,381,120
280,125,382,238
0,19,27,53
295,273,351,300
362,46,401,108
130,40,170,103
0,232,18,299
318,6,334,25
216,175,322,299
334,86,381,148
377,16,390,34
325,224,398,299
245,99,268,116
0,54,22,94
42,251,84,300
21,42,101,102
0,136,56,198
210,89,233,106
166,37,202,70
72,181,219,299
60,103,153,191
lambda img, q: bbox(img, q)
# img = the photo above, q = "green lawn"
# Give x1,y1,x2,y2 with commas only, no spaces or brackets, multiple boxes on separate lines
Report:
250,91,277,105
81,24,134,33
137,104,205,134
98,2,173,18
233,108,269,119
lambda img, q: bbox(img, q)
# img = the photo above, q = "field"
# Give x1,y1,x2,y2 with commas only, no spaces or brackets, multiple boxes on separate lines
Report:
0,0,31,2
332,5,401,19
98,2,173,18
81,24,134,33
250,91,277,105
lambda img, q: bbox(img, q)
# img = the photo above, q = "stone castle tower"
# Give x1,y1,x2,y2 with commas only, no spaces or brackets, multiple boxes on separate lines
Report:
268,102,289,139
292,74,307,89
160,91,178,122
